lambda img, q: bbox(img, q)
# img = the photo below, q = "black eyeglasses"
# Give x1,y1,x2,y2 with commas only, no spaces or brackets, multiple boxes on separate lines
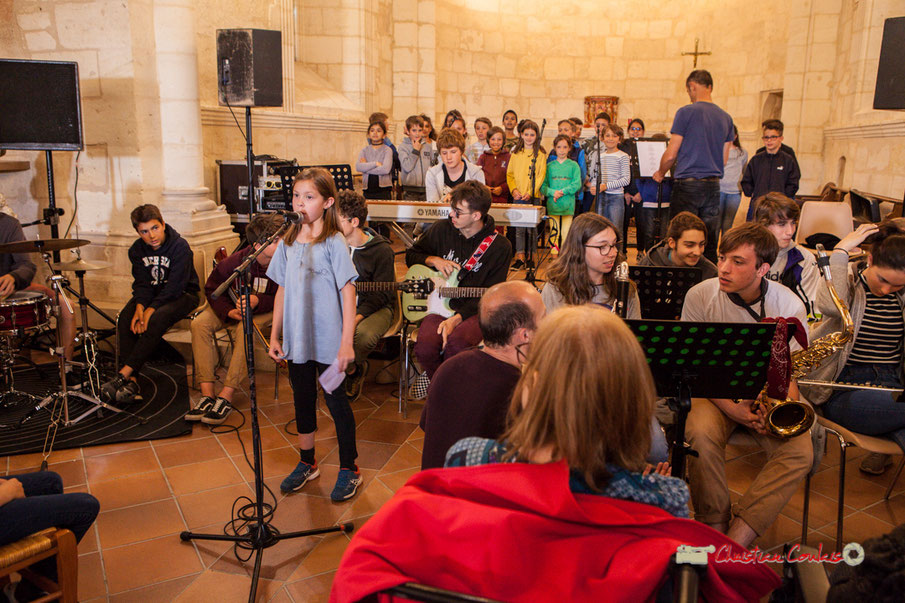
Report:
584,242,619,255
450,206,474,217
515,342,529,366
762,135,780,140
629,126,643,131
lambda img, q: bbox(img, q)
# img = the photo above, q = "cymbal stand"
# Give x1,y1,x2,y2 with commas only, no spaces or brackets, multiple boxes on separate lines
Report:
18,252,146,432
67,268,103,396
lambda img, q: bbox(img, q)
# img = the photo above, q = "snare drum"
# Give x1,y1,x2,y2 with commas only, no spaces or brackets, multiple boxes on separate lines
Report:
0,290,51,333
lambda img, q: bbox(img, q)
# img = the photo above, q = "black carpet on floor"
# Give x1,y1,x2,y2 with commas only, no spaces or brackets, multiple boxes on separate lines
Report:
0,346,192,456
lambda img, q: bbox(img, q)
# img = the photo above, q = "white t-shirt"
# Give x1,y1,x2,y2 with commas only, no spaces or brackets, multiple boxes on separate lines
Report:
681,278,809,350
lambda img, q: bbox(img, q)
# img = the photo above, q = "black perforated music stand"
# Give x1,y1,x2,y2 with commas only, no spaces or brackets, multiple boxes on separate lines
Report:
629,265,703,320
278,164,355,206
626,319,777,478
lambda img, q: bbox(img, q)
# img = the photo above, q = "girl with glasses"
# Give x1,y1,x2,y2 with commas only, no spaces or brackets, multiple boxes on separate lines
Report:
540,213,640,317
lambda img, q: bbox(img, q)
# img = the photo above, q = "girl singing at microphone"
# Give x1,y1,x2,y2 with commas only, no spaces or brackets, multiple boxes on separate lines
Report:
267,168,362,502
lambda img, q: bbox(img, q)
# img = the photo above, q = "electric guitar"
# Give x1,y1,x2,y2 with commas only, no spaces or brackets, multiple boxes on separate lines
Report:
399,264,487,322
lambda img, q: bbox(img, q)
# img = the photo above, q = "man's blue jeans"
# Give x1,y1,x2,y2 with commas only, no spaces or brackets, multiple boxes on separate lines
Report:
719,192,742,240
823,363,905,452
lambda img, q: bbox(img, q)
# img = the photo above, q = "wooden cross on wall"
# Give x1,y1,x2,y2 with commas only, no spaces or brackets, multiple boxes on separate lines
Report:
682,38,711,67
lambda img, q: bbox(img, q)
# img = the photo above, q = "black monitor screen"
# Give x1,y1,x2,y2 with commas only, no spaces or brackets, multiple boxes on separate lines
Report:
0,59,83,151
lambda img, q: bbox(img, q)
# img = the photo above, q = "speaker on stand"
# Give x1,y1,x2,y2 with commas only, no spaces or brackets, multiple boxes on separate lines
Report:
182,29,353,603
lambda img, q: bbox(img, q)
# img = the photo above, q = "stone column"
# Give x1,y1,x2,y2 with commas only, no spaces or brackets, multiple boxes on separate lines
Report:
152,0,237,267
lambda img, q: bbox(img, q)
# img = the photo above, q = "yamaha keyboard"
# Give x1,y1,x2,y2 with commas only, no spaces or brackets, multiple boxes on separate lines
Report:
366,201,544,228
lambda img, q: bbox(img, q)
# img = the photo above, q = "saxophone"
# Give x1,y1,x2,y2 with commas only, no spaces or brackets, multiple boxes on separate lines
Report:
755,244,855,438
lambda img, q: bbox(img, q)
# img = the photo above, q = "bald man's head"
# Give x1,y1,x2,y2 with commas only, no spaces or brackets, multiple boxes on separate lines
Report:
478,281,545,347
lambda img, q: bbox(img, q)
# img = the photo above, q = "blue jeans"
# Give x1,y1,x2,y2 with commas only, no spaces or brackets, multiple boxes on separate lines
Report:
669,178,720,262
719,192,741,240
596,192,625,229
823,363,905,452
0,471,99,546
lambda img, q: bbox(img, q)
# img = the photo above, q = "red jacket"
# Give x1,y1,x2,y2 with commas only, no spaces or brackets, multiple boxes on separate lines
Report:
477,149,511,204
331,461,780,603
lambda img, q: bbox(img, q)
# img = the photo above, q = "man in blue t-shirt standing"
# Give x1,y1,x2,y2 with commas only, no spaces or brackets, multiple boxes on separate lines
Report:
654,70,735,262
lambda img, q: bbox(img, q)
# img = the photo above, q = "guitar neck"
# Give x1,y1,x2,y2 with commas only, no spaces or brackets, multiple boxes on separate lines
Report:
438,287,487,299
355,281,399,292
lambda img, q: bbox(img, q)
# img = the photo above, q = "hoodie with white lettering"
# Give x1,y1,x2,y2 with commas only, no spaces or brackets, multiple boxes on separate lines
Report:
127,223,200,309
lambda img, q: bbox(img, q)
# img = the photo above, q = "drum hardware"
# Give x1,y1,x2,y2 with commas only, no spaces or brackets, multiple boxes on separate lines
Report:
0,291,52,410
14,248,146,448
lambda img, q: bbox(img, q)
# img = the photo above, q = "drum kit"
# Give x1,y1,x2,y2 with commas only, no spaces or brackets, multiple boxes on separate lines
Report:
0,237,145,432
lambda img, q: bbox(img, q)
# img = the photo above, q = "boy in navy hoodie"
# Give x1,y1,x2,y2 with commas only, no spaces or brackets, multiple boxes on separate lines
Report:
100,204,200,403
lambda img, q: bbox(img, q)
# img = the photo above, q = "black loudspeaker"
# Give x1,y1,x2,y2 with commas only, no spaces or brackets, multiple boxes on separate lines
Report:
0,59,83,151
874,16,905,110
217,29,283,107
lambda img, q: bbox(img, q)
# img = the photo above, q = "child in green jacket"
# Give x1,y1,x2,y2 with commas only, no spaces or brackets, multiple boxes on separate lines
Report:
543,134,582,253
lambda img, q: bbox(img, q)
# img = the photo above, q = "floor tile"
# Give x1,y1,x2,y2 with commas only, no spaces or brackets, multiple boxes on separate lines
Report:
378,442,423,475
165,457,244,495
96,498,186,549
818,510,896,546
368,399,424,424
103,535,202,594
286,571,335,603
82,440,150,458
321,440,398,470
177,482,254,529
215,423,293,457
108,575,196,603
172,569,283,602
153,437,228,468
89,470,171,510
85,447,160,483
354,418,417,445
862,491,905,526
7,448,82,471
77,552,106,601
376,467,419,493
210,534,319,581
289,532,352,580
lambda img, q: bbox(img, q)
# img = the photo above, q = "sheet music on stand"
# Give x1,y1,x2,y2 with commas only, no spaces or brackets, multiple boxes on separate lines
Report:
629,265,703,320
635,139,669,178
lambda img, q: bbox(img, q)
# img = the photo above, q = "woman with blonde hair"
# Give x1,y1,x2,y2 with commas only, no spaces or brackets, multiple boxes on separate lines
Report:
445,305,686,516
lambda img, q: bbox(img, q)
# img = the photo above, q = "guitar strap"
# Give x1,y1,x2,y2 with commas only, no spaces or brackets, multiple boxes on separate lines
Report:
461,233,498,273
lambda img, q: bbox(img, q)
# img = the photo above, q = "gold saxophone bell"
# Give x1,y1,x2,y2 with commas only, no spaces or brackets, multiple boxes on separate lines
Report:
754,244,854,439
757,394,816,438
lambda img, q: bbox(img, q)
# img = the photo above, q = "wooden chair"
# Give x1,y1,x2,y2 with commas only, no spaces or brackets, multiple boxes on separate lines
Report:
0,528,77,603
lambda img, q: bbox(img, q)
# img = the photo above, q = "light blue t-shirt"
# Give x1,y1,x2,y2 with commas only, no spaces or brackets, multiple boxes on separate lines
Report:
266,233,358,365
671,101,734,179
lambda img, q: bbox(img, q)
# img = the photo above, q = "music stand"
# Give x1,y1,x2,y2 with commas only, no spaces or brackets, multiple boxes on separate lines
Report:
278,164,355,206
626,319,777,478
629,266,703,321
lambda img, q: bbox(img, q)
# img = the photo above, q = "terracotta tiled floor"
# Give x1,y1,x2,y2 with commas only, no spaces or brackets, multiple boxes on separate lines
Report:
1,369,425,603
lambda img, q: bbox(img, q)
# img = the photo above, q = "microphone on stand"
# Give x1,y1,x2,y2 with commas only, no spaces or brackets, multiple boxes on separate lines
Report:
614,261,630,318
276,210,303,223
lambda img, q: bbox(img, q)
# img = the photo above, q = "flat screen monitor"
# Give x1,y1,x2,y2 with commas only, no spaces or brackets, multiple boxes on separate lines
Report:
0,59,84,151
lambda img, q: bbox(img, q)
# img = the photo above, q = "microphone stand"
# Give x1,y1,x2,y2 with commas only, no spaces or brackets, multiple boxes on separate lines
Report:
181,216,352,603
524,119,546,285
594,125,603,218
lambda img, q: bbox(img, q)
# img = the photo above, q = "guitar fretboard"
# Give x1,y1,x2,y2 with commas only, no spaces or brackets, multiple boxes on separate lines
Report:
355,281,399,292
438,287,487,298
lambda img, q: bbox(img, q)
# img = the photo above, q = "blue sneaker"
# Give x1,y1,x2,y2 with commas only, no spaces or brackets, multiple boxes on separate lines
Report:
280,461,320,493
331,468,363,501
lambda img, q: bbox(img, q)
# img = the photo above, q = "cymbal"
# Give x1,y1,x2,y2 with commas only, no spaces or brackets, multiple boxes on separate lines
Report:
0,238,90,254
51,258,112,272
